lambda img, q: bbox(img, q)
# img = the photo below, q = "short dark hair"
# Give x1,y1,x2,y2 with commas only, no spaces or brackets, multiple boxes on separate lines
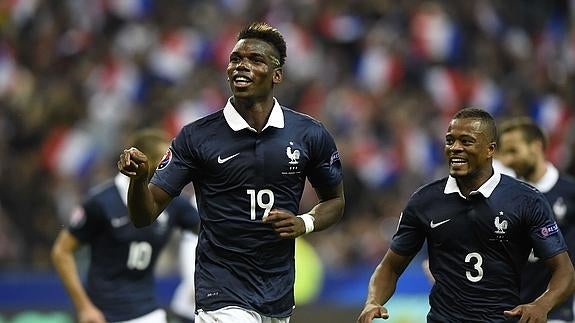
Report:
129,128,169,160
498,117,547,149
237,22,287,67
453,107,497,143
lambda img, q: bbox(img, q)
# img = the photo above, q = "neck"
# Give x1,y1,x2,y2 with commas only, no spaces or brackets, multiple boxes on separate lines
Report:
457,166,494,197
527,157,548,184
232,96,274,132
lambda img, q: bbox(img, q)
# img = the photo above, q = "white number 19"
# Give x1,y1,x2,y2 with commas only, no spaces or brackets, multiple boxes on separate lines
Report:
247,189,274,220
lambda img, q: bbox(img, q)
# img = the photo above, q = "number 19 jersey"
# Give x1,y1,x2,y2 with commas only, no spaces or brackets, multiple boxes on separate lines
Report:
150,99,343,317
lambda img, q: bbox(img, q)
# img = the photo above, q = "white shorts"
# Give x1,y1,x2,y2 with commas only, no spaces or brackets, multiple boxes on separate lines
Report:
196,306,290,323
111,308,167,323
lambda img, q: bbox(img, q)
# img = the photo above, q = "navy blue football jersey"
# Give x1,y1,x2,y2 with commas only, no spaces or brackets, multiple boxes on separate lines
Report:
150,99,343,317
519,164,575,321
68,174,199,322
391,172,567,322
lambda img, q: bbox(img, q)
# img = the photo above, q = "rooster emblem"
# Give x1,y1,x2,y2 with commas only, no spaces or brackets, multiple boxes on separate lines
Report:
494,214,508,234
286,145,300,164
553,197,567,222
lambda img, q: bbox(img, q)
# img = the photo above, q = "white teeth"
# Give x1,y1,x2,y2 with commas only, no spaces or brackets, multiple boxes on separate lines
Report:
450,158,466,166
234,76,250,82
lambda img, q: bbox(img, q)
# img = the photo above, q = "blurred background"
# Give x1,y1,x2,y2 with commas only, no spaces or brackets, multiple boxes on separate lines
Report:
1,0,574,322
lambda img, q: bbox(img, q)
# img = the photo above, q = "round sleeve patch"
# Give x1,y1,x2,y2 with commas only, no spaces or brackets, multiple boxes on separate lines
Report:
157,148,172,170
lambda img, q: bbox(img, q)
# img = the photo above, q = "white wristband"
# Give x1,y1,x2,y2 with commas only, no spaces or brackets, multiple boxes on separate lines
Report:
297,213,315,234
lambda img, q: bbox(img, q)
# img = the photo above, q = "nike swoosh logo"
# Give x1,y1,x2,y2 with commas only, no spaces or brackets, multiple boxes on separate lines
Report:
430,219,451,228
217,153,240,164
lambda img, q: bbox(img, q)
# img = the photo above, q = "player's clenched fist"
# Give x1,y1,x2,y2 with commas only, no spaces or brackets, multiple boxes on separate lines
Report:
357,304,389,323
117,147,150,180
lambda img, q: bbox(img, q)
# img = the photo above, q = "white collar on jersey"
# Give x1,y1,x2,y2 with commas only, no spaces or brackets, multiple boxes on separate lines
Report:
526,162,559,193
223,97,285,132
444,169,501,199
114,173,130,207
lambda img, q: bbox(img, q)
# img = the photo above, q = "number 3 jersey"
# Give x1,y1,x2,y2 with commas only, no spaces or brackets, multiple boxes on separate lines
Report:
68,174,199,322
391,172,567,322
150,99,343,317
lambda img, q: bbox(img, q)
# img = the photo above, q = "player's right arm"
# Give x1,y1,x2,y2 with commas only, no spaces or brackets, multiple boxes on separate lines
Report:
51,230,106,323
118,147,173,227
356,249,414,323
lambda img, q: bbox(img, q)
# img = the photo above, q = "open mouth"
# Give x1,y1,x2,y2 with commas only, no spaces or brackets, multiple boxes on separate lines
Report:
233,75,253,87
449,157,467,167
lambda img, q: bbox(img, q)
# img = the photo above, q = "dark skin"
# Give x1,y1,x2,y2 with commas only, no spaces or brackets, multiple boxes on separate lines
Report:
118,37,344,237
444,118,495,197
357,117,575,323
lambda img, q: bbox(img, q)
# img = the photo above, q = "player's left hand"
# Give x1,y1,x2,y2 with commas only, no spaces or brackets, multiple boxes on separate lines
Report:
263,209,306,239
504,303,548,323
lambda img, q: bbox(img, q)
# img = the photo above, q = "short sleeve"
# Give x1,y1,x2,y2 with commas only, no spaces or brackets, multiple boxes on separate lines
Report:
151,127,198,197
67,199,106,243
527,194,568,260
390,201,427,257
305,123,343,188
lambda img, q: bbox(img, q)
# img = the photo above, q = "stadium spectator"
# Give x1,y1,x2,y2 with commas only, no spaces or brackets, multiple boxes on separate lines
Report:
51,129,199,323
498,117,575,322
117,22,345,323
357,108,575,322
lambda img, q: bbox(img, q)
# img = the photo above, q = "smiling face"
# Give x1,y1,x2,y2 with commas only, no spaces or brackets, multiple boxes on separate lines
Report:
226,38,282,101
444,117,496,179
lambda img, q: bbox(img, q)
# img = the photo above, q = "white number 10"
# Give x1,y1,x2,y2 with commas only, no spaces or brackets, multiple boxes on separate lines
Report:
247,189,274,220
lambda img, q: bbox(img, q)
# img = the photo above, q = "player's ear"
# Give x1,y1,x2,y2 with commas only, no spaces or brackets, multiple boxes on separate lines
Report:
487,142,496,158
272,68,283,85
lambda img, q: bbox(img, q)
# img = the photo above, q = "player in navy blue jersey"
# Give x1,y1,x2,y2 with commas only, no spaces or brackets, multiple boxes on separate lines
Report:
357,108,575,323
498,117,575,322
117,22,345,323
51,129,200,323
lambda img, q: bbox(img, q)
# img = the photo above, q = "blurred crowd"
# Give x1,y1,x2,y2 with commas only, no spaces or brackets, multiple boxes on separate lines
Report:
1,0,575,273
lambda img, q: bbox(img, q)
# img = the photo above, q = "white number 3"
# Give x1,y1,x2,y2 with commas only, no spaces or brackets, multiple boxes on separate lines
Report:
247,189,274,220
465,252,483,282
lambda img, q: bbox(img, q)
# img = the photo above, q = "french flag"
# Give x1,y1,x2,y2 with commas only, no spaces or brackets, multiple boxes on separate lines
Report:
41,127,99,178
352,137,401,188
107,0,152,19
468,76,504,117
85,55,143,102
424,67,468,114
148,29,207,83
356,45,404,94
163,87,225,136
410,3,461,63
531,95,573,165
0,42,17,96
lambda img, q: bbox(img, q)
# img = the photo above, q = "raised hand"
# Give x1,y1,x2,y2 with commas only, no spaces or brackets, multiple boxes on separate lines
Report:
117,147,150,180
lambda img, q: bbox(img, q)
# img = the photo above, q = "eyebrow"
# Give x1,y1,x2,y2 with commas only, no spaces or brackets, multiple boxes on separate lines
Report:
269,55,280,67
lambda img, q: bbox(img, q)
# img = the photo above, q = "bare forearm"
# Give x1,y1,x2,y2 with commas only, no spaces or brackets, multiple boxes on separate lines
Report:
365,261,399,306
127,179,160,227
534,265,575,311
308,183,345,232
307,195,344,232
52,250,93,311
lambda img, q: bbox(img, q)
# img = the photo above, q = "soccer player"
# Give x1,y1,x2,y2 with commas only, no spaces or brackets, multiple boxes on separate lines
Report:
357,108,575,323
117,22,345,323
498,117,575,322
51,129,200,323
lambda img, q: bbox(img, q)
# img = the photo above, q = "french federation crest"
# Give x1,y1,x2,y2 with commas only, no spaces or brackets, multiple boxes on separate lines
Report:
553,197,567,222
286,142,300,165
494,212,508,234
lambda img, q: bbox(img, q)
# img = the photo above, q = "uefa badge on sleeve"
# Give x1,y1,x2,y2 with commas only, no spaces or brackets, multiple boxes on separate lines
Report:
157,148,172,170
